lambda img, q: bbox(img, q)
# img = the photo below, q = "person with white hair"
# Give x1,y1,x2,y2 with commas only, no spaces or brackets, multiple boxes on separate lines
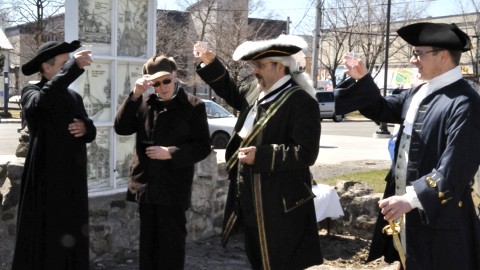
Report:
194,35,322,270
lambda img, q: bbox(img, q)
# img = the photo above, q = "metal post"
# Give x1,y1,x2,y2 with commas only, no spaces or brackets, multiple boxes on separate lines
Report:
475,20,480,83
286,16,290,34
2,53,11,117
311,0,323,89
375,0,391,137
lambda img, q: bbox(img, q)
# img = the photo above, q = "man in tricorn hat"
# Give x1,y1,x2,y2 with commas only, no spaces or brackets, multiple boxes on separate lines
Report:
12,41,96,270
194,35,323,269
335,22,480,269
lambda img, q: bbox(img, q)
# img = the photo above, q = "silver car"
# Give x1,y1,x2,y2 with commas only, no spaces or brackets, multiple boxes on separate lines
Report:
203,99,237,149
315,91,343,122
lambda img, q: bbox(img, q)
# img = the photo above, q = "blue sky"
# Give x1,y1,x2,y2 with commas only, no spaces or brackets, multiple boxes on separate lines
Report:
157,0,472,34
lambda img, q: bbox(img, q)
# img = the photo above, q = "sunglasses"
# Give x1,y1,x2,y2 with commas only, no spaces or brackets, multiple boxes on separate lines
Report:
152,78,172,87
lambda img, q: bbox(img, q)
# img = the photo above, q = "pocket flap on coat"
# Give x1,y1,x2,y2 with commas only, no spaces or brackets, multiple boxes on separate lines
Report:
282,182,315,214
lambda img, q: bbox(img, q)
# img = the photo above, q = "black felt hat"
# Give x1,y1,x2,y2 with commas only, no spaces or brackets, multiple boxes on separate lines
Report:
21,40,81,76
232,34,307,61
397,22,472,52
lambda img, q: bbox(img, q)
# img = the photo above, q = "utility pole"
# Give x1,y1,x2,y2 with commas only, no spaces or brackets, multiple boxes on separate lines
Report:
375,0,391,137
286,16,290,34
1,50,12,118
311,0,323,89
475,19,480,84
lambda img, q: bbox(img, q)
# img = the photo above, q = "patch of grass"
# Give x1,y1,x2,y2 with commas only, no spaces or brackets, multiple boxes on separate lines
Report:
316,169,389,193
345,110,363,119
10,109,21,119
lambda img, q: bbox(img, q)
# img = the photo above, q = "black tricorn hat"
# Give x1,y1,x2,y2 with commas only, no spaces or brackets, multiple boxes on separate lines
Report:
397,22,472,52
21,40,81,76
232,34,307,61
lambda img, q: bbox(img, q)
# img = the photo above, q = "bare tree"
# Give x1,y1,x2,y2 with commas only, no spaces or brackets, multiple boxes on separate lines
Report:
176,0,285,97
156,10,196,81
0,0,14,78
0,0,64,93
318,0,428,88
454,0,480,83
7,0,64,48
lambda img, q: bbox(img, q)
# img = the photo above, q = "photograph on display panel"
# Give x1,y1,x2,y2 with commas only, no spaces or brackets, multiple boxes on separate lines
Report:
87,127,111,189
115,62,144,186
115,134,135,186
117,0,148,57
117,62,144,107
78,0,112,54
77,62,112,122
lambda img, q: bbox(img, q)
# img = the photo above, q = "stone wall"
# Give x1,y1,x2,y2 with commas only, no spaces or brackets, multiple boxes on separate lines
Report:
10,151,475,268
0,158,20,270
0,150,230,268
328,181,382,240
1,151,383,268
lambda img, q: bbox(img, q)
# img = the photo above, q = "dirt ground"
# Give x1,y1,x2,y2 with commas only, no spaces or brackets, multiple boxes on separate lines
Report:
309,160,399,270
89,160,399,270
316,229,398,269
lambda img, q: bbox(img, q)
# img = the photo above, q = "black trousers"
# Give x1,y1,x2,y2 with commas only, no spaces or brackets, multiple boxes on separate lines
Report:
139,203,187,270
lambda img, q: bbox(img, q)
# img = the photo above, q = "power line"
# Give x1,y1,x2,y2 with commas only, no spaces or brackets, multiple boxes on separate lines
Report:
292,0,316,32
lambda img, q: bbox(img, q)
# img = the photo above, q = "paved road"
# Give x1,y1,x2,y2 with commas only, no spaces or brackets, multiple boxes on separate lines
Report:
1,118,394,165
0,121,21,160
318,119,393,165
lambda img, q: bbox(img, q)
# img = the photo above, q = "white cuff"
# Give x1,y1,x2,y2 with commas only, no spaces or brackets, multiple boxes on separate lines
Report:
405,186,423,210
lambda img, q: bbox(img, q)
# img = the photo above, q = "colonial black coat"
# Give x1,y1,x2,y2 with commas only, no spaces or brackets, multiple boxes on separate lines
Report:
335,74,480,270
12,59,97,270
114,88,211,209
197,58,323,270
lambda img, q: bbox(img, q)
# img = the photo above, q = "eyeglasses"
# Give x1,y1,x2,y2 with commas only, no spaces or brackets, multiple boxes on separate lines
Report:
152,78,172,87
411,49,443,59
250,61,276,69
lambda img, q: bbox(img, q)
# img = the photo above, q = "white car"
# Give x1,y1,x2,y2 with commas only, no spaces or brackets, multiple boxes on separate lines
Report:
203,99,237,149
315,91,343,122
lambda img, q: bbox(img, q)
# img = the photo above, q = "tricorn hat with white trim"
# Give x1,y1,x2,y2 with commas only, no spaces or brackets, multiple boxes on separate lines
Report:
232,34,308,61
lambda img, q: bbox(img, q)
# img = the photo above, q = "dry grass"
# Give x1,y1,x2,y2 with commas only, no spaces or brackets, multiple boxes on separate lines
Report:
317,169,389,193
345,110,363,119
9,109,21,119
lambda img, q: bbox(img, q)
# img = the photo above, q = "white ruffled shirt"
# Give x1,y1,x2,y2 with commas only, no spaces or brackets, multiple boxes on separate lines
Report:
238,75,292,138
403,66,462,210
403,67,462,135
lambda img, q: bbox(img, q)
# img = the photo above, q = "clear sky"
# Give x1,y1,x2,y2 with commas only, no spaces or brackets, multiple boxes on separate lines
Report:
157,0,473,34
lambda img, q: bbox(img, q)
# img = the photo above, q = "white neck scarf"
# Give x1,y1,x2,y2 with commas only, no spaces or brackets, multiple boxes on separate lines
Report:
403,67,462,135
238,75,292,138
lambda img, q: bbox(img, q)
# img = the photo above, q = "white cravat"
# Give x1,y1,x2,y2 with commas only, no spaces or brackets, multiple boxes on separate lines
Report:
238,75,291,139
401,66,462,210
403,66,462,135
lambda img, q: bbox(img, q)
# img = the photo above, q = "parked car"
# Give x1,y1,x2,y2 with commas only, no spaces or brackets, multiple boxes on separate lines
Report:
315,91,343,122
203,99,237,149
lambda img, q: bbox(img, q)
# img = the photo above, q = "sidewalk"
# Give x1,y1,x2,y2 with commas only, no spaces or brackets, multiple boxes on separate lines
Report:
0,117,21,124
0,117,21,164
